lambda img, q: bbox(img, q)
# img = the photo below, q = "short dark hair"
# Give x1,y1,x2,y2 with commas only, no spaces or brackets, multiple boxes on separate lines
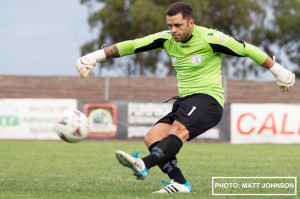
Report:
166,2,194,20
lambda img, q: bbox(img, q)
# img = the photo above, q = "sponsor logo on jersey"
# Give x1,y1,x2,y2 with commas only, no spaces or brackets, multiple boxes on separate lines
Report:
179,44,190,48
172,56,178,65
156,31,166,37
216,33,227,42
191,54,202,65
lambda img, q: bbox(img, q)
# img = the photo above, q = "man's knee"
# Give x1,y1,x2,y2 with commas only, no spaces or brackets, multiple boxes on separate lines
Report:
144,123,171,147
170,121,190,142
144,127,161,147
144,131,152,146
171,121,186,132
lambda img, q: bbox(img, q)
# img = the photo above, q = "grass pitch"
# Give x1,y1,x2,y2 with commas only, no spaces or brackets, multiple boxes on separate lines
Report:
0,140,299,199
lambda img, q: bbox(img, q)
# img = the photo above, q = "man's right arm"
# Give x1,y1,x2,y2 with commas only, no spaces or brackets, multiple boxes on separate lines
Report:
75,31,169,78
104,45,120,58
75,44,122,78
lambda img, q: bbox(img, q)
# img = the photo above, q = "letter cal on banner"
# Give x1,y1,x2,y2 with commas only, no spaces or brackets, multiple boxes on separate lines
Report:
231,104,300,144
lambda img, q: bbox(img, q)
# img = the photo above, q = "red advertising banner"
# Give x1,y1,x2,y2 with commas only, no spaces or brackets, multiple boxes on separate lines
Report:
83,103,117,138
231,104,300,144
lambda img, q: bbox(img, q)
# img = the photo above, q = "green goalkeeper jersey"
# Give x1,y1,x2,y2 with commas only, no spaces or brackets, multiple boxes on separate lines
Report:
116,25,267,107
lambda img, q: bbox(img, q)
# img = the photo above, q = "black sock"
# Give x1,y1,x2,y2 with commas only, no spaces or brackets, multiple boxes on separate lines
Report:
142,134,182,169
146,140,186,184
164,161,187,184
148,141,159,152
142,141,160,169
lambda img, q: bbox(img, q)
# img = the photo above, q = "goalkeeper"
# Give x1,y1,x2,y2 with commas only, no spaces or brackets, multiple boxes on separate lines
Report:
75,2,295,194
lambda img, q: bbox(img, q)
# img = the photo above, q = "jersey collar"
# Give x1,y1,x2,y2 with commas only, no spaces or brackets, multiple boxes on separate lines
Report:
181,25,195,43
181,35,193,43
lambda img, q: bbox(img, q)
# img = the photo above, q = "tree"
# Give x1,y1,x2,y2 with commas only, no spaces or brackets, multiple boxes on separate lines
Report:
266,0,300,78
80,0,168,76
80,0,299,79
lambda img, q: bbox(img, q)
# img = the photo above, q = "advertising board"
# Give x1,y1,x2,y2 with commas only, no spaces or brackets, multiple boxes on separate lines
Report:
0,99,77,140
231,104,300,144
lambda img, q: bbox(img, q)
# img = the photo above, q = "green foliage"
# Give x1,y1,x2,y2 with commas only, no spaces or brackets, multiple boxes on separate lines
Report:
270,0,300,78
80,0,300,78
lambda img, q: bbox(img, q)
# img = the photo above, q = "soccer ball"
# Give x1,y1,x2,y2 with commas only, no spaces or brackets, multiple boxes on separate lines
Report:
54,110,89,143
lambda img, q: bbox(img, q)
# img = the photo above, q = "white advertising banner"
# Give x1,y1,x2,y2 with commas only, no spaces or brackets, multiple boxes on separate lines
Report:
231,104,300,144
0,99,77,140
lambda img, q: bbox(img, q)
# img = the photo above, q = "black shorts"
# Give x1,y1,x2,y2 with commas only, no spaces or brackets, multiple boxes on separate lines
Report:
157,93,223,141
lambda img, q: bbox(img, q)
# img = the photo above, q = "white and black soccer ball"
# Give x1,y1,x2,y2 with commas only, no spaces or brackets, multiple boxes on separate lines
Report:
54,110,89,143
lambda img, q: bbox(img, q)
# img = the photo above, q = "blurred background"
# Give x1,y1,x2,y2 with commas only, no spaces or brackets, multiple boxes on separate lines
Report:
0,0,299,143
0,2,299,197
1,0,299,79
0,0,93,76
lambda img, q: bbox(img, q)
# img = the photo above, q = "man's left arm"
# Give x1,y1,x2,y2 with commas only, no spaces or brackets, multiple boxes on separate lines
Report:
208,31,295,92
261,56,295,92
